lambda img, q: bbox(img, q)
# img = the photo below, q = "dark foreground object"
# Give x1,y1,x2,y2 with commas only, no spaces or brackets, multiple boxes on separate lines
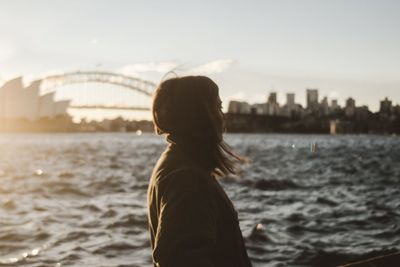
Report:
339,252,400,267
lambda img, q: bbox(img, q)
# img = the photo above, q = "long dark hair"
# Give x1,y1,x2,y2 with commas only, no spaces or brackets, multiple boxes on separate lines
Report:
152,75,244,177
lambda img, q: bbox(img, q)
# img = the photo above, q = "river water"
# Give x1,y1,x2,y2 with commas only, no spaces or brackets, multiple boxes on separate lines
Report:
0,133,399,267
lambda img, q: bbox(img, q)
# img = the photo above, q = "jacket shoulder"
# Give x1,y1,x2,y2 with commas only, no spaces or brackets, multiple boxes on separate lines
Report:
157,167,211,194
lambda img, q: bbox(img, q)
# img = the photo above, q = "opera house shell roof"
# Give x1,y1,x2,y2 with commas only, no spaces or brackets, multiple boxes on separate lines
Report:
0,77,70,121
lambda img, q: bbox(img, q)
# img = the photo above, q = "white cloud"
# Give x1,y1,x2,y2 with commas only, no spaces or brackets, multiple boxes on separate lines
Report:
186,59,236,75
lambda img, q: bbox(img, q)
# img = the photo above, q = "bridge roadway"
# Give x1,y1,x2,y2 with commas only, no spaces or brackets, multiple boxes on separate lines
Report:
69,105,150,111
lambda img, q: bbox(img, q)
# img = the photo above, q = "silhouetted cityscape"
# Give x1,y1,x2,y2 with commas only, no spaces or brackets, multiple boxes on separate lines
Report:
1,77,399,134
225,89,400,134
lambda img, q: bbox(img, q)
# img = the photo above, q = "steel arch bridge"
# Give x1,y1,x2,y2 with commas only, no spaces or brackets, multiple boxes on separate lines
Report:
40,71,157,111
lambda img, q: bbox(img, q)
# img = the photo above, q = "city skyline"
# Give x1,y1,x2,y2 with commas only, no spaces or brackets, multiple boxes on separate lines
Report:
228,87,399,117
1,73,398,123
1,0,400,114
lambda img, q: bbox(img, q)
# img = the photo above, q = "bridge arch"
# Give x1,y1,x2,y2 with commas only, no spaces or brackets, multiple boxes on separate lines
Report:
40,71,157,97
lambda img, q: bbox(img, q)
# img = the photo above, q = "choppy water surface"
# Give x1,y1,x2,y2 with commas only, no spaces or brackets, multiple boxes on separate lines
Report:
0,133,399,267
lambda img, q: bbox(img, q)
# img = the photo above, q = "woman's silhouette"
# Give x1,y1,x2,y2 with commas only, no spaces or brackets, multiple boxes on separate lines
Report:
147,76,253,267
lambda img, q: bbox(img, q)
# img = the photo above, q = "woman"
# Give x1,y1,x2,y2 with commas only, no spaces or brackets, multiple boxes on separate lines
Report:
147,76,253,267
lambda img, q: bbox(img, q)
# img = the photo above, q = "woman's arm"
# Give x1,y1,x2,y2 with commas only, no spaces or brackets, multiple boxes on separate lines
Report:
152,169,217,267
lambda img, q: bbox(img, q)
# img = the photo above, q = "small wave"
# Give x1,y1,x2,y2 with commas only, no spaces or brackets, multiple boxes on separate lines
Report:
61,253,82,261
373,225,400,238
286,213,306,222
101,209,118,218
0,232,31,242
253,179,299,191
54,231,91,246
33,205,47,212
1,199,16,210
0,244,27,255
93,241,140,257
316,197,338,207
44,181,90,197
12,175,27,180
337,218,369,227
0,231,50,242
109,163,121,169
368,212,397,224
52,187,90,197
106,213,147,229
88,178,126,193
58,171,74,178
78,204,102,212
286,224,307,235
35,232,51,241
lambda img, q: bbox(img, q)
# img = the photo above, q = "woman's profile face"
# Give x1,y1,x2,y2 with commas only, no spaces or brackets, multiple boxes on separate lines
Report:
213,96,224,141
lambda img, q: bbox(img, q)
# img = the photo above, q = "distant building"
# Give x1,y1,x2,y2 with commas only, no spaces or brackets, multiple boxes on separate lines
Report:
345,98,356,117
38,92,56,118
227,100,251,114
286,93,295,106
320,96,329,116
266,92,280,116
0,77,70,120
355,106,370,121
55,100,71,116
251,103,267,115
330,99,340,110
0,77,24,118
330,99,341,116
306,89,319,110
21,81,41,121
393,105,400,116
282,93,301,118
268,92,277,104
380,97,392,115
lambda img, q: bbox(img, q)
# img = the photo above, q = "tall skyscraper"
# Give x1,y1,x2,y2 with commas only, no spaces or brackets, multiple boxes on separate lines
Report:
320,96,329,116
331,99,339,110
306,89,319,110
266,92,279,116
286,93,295,106
380,97,392,115
346,98,356,108
345,97,356,117
268,92,277,104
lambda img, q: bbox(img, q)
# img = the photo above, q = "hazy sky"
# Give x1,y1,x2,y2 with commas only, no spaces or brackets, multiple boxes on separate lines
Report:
1,0,399,114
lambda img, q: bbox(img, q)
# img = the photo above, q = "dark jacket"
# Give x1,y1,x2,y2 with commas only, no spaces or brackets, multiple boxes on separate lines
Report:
147,142,253,267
